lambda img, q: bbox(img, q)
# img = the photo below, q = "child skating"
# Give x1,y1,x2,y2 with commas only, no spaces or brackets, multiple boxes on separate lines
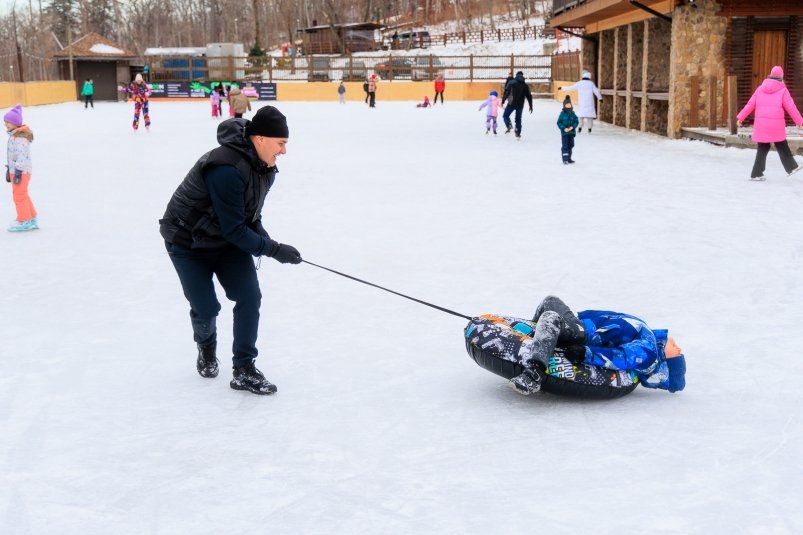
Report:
4,105,38,232
478,90,501,134
210,90,220,117
128,73,151,131
557,96,579,164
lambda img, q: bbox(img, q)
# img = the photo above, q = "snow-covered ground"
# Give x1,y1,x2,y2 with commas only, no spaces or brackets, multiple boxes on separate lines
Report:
1,100,802,534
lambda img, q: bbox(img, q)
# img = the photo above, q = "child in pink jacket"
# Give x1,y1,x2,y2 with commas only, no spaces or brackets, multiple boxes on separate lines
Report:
210,91,220,117
737,66,803,180
478,90,502,134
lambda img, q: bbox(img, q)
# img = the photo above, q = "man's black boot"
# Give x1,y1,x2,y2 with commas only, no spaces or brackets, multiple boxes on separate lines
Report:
230,361,277,395
197,343,219,378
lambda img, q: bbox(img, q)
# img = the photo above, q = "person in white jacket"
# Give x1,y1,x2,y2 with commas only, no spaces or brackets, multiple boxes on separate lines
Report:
559,71,603,133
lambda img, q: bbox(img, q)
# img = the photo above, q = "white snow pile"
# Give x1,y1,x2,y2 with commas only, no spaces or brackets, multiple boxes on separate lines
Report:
89,43,125,55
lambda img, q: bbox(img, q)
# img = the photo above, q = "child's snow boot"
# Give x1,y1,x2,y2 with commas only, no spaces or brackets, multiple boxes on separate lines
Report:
509,368,543,395
230,361,277,395
7,219,36,232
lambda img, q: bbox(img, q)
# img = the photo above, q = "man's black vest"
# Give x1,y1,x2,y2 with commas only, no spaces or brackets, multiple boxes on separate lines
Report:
159,145,276,250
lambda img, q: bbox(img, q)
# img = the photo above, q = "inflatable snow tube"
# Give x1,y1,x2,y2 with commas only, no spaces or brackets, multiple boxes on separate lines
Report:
464,315,639,400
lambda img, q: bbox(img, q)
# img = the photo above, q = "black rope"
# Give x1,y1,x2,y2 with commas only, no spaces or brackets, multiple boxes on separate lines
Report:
302,260,473,321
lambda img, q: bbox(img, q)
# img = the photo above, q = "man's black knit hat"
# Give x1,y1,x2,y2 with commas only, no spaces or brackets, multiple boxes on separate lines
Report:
245,106,289,138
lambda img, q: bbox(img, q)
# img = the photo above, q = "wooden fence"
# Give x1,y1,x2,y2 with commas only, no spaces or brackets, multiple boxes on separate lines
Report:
150,52,580,83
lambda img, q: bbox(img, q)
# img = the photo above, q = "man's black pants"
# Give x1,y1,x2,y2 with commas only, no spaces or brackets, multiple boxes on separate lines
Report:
166,242,261,368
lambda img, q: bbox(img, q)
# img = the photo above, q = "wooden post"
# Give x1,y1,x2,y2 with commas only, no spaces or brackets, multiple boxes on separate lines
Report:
510,53,515,74
497,29,501,42
462,31,466,45
689,75,699,127
708,75,717,130
728,75,738,134
268,56,273,82
469,54,474,82
480,30,484,44
348,54,353,81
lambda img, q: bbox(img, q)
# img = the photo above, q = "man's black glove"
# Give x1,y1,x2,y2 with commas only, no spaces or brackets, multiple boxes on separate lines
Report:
270,243,302,264
4,166,9,183
529,107,533,114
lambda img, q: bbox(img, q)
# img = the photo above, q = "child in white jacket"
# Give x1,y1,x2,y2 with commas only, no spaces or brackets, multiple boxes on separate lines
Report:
4,105,37,232
559,71,603,133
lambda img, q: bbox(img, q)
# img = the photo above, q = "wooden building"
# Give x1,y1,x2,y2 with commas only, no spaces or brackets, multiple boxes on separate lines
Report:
299,23,385,54
51,33,138,101
550,0,803,137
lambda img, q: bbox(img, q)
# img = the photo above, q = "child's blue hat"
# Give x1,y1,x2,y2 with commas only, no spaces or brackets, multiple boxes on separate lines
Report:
490,90,498,97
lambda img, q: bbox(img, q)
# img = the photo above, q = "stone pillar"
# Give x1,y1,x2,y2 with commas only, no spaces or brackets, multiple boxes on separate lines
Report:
668,0,728,138
627,23,645,130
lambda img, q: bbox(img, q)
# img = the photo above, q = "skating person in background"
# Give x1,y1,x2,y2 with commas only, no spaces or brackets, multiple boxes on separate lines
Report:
337,81,346,104
215,84,225,116
510,296,686,396
501,71,533,138
416,95,431,108
363,78,370,103
368,73,378,108
4,105,38,232
81,79,94,109
226,84,235,117
210,90,220,118
433,73,445,104
128,73,151,131
478,90,501,134
737,66,803,180
159,107,302,395
229,86,251,118
558,70,602,133
557,95,579,164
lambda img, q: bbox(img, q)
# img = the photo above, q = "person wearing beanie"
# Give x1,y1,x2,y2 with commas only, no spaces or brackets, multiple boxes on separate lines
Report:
4,105,38,232
558,70,602,133
128,72,151,131
367,73,378,108
478,89,502,134
737,65,803,180
500,71,533,138
80,78,94,109
509,296,687,396
557,95,579,164
159,106,299,395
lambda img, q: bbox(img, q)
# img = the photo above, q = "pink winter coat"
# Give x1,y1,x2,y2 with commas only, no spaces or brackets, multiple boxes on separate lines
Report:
737,79,803,143
479,95,501,117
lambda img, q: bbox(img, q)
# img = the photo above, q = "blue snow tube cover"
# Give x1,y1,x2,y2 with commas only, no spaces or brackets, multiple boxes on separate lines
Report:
464,314,640,399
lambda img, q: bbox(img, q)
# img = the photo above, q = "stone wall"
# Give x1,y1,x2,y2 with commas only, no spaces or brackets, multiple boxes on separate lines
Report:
667,0,728,137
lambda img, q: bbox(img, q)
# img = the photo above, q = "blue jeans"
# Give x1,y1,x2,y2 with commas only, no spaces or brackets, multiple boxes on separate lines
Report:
166,242,261,367
503,104,523,132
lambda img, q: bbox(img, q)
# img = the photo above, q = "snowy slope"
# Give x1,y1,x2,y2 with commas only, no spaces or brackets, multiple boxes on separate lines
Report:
1,100,802,534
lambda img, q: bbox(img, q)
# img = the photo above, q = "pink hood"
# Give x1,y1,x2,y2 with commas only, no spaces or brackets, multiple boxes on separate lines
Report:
737,78,803,143
480,95,501,116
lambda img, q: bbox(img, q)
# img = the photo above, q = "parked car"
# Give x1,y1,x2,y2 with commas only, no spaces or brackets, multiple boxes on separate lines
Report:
342,61,367,81
399,30,432,49
373,58,413,80
411,56,443,81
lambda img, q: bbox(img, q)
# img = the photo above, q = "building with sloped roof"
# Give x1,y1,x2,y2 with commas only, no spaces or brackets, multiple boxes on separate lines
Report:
52,32,139,101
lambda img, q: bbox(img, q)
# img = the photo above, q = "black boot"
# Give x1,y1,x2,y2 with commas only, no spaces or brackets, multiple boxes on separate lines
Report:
230,361,277,395
196,343,219,378
509,367,543,395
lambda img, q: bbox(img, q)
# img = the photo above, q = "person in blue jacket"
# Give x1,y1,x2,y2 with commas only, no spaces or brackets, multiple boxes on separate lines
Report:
510,295,686,395
159,106,302,396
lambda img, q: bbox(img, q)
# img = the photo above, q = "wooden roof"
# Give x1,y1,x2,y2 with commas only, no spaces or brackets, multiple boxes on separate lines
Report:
51,32,138,60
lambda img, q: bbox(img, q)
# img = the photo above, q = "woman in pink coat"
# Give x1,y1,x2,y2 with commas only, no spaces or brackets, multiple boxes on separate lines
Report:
737,66,803,180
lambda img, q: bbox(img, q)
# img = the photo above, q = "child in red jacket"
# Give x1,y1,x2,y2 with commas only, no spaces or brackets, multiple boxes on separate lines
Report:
433,73,445,104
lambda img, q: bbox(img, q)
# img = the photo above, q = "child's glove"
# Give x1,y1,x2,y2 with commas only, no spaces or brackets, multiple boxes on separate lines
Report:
13,169,22,185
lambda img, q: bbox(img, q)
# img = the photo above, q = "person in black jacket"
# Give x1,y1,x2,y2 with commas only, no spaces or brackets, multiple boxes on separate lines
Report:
501,71,533,138
159,106,301,395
